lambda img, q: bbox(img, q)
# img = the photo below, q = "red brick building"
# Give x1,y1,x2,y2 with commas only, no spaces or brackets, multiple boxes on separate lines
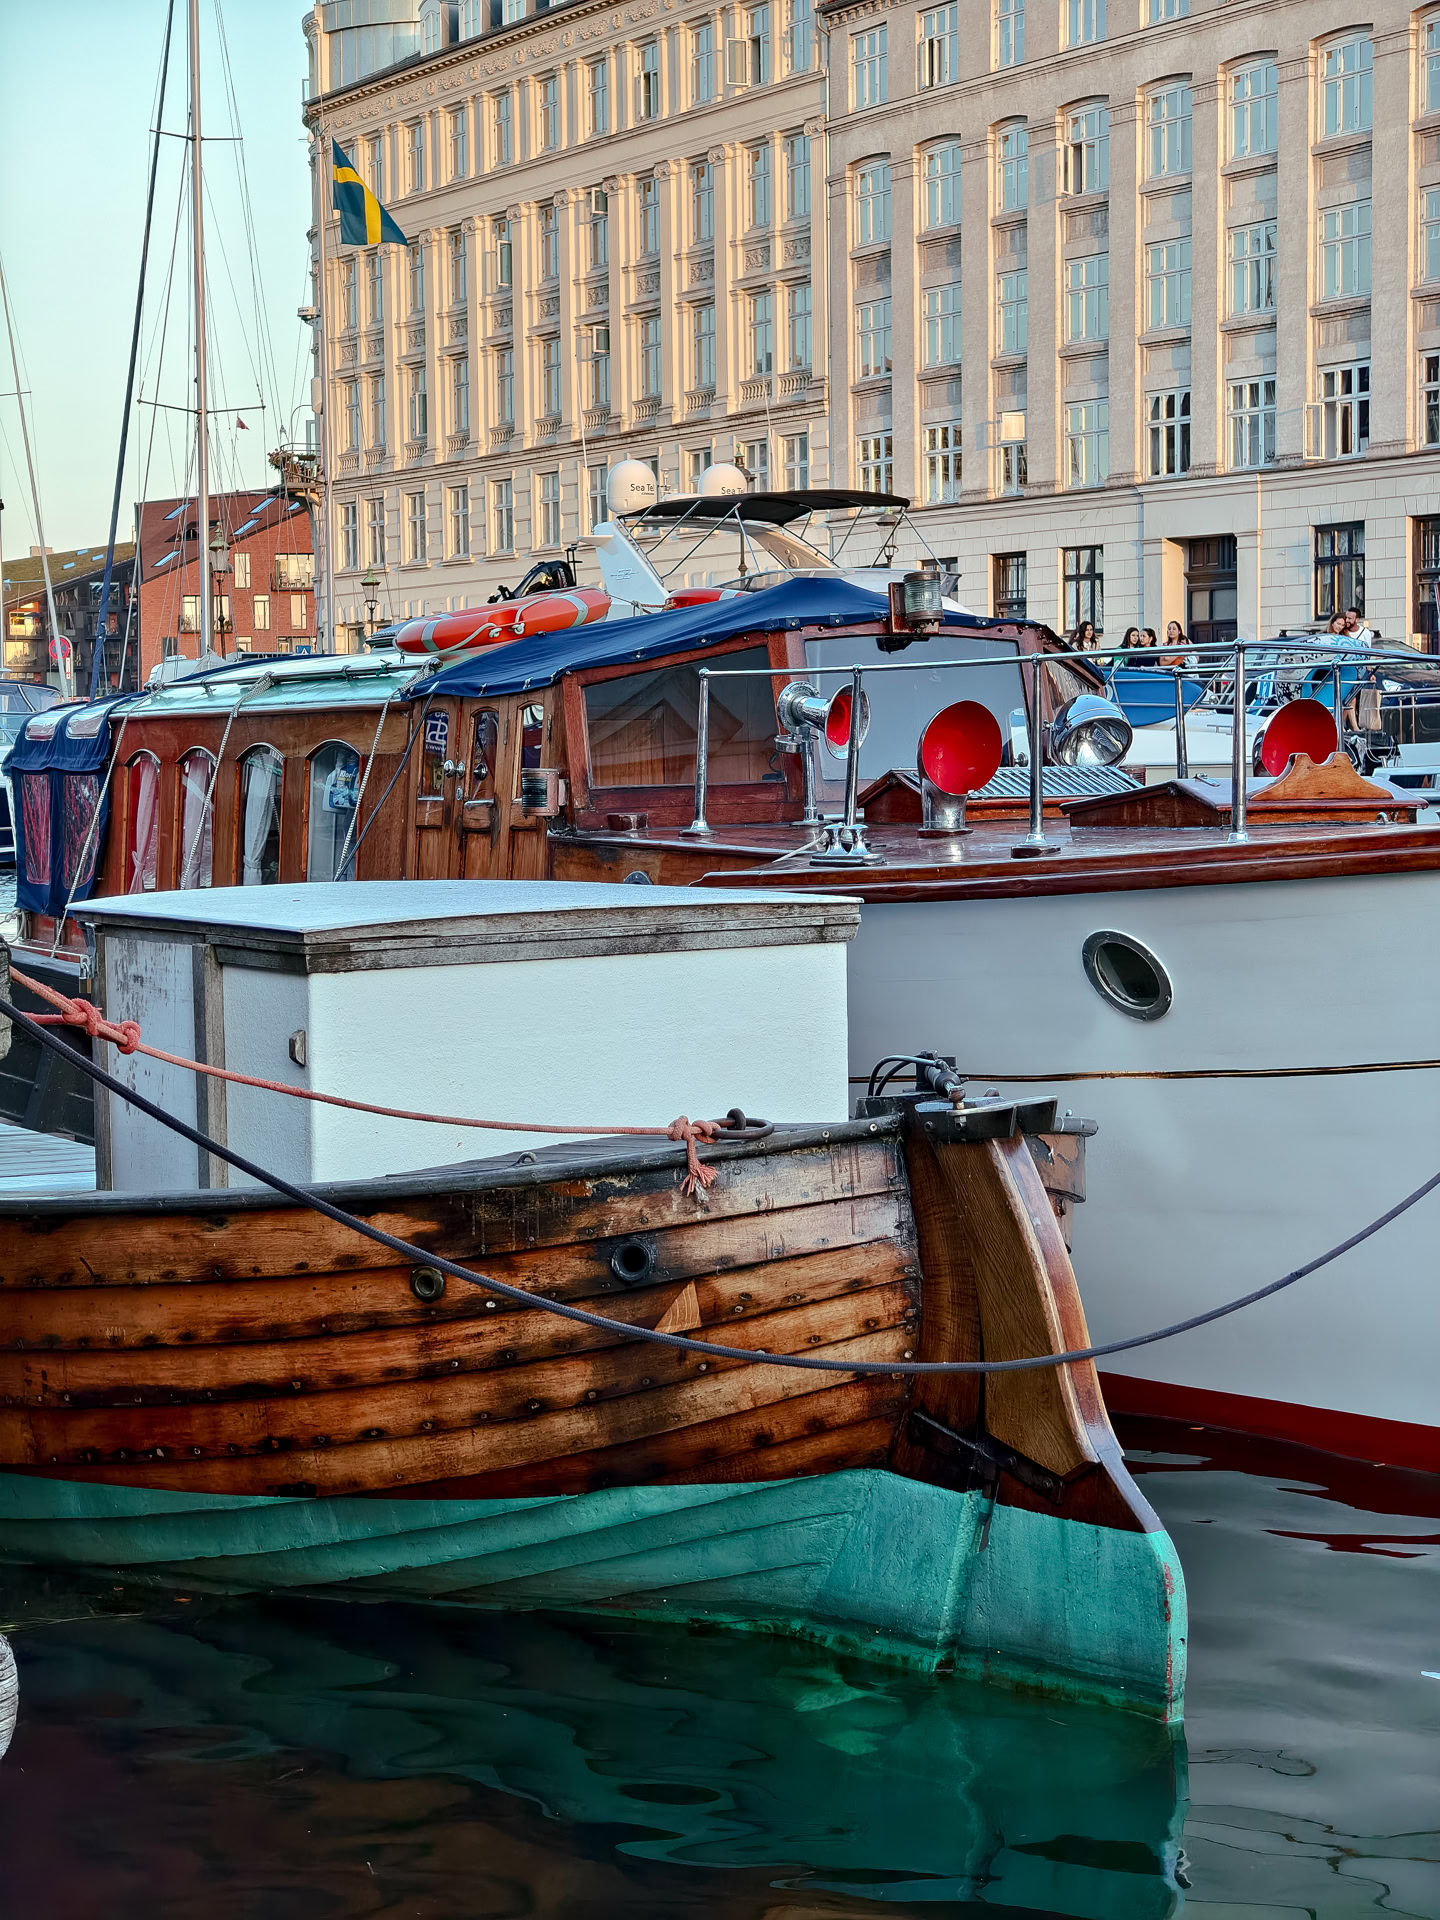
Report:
135,490,317,683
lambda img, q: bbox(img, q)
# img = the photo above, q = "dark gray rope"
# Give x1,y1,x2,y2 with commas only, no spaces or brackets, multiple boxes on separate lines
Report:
6,996,1434,1377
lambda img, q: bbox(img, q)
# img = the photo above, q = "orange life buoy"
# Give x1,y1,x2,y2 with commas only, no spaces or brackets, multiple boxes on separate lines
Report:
396,588,612,657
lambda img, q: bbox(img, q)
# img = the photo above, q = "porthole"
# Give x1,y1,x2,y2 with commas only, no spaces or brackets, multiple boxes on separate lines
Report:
609,1238,657,1285
410,1266,447,1303
1081,931,1172,1022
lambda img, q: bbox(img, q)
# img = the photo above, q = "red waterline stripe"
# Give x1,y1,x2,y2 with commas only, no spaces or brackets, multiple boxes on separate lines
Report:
1100,1372,1440,1476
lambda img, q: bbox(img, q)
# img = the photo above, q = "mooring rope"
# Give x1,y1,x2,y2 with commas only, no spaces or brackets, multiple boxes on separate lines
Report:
6,995,1436,1378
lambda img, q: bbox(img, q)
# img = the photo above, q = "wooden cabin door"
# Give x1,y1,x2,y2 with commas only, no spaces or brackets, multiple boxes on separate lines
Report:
456,704,505,879
505,699,549,880
412,700,463,879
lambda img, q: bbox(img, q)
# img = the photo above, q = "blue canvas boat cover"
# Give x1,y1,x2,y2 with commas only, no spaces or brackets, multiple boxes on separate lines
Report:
4,696,137,916
403,578,1004,701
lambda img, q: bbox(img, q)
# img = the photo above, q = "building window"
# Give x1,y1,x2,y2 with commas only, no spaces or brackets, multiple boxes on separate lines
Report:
448,229,467,305
1314,523,1364,618
587,57,610,134
448,107,469,180
692,303,716,389
541,336,562,417
923,283,961,366
447,485,470,559
365,497,386,566
1422,189,1440,284
740,438,770,486
688,447,714,489
588,463,608,530
1425,16,1440,114
919,5,959,89
857,297,893,377
405,121,425,194
995,0,1024,67
237,748,282,887
742,4,772,83
639,314,662,396
1229,221,1276,314
253,593,270,630
691,162,714,243
1318,362,1370,457
539,203,559,280
994,552,1027,617
493,477,515,552
492,91,513,167
407,242,425,314
782,430,810,487
1424,353,1440,444
786,283,812,369
924,422,962,502
423,5,442,52
1146,83,1192,178
342,378,361,452
407,365,427,441
996,124,1028,210
636,39,660,118
586,324,611,409
1065,402,1110,488
1065,254,1109,342
857,433,894,491
1320,202,1371,299
1229,59,1278,158
538,470,561,548
923,142,962,227
786,0,814,72
586,190,609,271
1067,0,1103,46
748,145,773,228
1147,0,1187,20
233,552,251,589
340,257,358,330
364,134,386,200
691,23,716,101
1145,239,1191,329
495,347,515,425
450,356,469,436
1147,389,1190,475
749,291,775,375
638,177,660,257
997,269,1028,352
1320,35,1373,137
405,490,427,562
365,251,384,326
785,134,811,220
853,28,888,107
492,217,513,288
1063,545,1103,631
538,73,560,151
1065,104,1110,195
340,501,359,570
856,162,892,244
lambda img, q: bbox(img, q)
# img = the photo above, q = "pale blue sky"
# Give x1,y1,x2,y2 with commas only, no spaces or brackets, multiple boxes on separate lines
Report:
1,0,313,554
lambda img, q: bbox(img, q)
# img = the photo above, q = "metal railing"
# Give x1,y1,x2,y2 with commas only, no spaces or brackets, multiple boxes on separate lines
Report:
683,636,1435,862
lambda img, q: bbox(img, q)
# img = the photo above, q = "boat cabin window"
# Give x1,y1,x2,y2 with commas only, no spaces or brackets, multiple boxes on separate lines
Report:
238,745,283,886
516,703,545,787
15,773,51,891
583,646,778,788
177,749,215,889
470,709,499,798
308,741,361,882
125,752,161,894
419,708,451,795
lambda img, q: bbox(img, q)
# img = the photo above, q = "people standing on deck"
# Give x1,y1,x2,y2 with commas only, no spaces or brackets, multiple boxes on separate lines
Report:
1157,621,1191,669
1120,625,1143,656
1067,619,1098,651
1343,605,1375,646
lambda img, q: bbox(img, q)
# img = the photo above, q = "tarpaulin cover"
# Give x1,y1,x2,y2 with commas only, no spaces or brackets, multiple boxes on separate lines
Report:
4,698,133,917
402,578,1004,701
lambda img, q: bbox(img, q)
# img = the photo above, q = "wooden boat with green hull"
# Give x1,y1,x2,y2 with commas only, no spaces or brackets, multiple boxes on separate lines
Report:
0,1101,1185,1720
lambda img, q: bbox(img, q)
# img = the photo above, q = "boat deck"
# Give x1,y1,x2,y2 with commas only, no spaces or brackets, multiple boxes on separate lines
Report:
0,1118,95,1194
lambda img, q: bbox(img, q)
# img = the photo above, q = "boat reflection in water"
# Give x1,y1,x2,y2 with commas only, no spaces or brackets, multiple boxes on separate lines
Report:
0,1574,1187,1920
0,1631,14,1762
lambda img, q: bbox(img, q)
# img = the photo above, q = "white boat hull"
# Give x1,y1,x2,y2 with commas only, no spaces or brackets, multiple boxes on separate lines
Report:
847,873,1440,1469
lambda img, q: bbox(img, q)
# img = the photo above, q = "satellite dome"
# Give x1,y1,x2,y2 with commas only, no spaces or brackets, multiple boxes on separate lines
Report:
697,462,749,498
605,461,660,516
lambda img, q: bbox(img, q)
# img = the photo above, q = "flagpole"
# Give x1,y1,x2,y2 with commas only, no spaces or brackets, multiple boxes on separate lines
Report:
188,0,216,661
315,126,334,654
0,257,72,700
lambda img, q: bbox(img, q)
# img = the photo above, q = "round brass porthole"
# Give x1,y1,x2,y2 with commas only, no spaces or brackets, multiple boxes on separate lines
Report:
1082,932,1173,1022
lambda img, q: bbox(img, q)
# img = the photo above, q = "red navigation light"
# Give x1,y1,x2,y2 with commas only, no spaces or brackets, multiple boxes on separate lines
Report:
919,701,1005,796
1260,698,1338,777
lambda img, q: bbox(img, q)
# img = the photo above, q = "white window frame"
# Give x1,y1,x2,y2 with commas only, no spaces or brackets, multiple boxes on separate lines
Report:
639,313,662,397
1065,104,1110,195
924,142,962,227
919,5,959,89
1065,252,1110,343
492,477,515,553
857,432,894,492
1147,0,1187,20
1145,238,1192,329
787,282,812,369
995,0,1024,68
996,124,1028,211
448,484,470,559
923,282,962,366
365,496,386,567
1147,389,1190,476
587,57,610,135
852,27,888,107
405,489,427,563
1229,376,1276,468
692,302,717,390
636,39,661,118
1229,221,1276,315
691,22,716,101
923,422,962,503
691,162,715,243
1319,35,1373,138
749,290,776,376
1425,15,1440,115
448,107,469,181
1229,59,1278,159
1066,402,1110,488
748,144,773,228
538,470,561,549
540,336,562,417
638,177,661,257
1424,188,1440,284
1319,201,1371,299
855,162,893,245
997,269,1028,352
1067,0,1103,47
1146,83,1193,180
785,0,814,73
1316,360,1370,459
784,133,811,220
782,429,810,488
856,296,892,378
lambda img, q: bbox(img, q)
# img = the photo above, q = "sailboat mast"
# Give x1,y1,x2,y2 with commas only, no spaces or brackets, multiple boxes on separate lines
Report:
0,257,72,701
188,0,214,661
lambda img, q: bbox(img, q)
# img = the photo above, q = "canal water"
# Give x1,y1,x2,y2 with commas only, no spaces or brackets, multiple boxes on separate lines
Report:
0,1419,1435,1920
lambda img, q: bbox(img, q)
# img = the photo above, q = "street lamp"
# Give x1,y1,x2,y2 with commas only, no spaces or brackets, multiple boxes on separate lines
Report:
361,569,381,637
209,527,232,656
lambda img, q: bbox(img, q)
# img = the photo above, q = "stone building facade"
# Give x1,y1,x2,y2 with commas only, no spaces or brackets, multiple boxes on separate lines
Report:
302,0,827,636
822,0,1440,644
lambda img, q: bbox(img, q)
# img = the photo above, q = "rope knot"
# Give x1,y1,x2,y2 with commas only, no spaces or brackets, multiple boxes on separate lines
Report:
51,996,142,1054
666,1115,723,1197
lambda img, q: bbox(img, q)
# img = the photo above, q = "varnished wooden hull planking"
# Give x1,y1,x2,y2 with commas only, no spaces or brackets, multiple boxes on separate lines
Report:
0,1117,1186,1717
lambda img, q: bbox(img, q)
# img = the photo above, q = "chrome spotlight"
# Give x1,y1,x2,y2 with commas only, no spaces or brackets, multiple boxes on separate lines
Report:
1048,694,1134,768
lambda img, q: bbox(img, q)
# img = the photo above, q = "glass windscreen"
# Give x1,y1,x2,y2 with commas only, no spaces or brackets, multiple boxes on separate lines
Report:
584,647,779,789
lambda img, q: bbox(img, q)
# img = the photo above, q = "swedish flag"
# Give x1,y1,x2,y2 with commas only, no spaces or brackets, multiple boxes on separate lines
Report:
331,139,407,248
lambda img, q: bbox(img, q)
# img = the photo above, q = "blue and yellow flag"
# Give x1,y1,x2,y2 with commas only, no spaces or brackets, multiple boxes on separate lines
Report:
331,139,407,248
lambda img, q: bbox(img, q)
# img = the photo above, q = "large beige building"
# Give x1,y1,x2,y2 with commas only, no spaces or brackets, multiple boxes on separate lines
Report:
823,0,1440,644
302,0,827,639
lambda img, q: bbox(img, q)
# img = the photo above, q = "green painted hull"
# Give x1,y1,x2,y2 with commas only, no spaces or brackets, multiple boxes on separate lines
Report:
0,1466,1186,1720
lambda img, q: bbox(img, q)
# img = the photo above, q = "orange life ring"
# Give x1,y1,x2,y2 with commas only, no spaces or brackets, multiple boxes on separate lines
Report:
396,588,612,657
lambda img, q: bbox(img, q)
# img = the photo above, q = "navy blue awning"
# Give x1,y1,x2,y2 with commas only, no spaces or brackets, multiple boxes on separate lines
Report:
402,579,1006,702
3,696,132,778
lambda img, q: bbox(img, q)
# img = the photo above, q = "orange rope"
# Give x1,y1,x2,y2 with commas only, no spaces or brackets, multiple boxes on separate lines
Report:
9,965,723,1195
